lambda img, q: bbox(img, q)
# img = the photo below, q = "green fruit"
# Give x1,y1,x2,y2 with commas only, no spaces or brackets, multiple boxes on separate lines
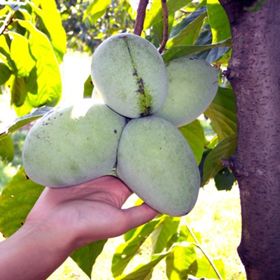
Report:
117,116,200,216
91,33,168,118
155,58,218,127
23,100,126,187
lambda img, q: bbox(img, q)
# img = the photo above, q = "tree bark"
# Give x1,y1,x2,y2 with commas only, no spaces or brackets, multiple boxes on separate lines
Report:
219,1,280,279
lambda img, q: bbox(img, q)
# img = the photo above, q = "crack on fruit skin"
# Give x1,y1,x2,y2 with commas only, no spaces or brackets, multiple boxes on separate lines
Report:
123,37,152,116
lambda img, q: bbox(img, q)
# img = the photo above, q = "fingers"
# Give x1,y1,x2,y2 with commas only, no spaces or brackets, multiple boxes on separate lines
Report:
121,204,159,232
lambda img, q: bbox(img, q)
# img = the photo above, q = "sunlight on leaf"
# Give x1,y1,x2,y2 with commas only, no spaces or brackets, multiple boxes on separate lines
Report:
0,168,43,237
30,0,67,62
206,0,231,43
166,243,197,280
9,32,35,77
71,240,107,278
205,87,237,140
151,216,180,254
84,0,111,23
112,218,163,277
202,135,236,185
180,120,206,164
0,135,14,162
118,251,169,280
144,0,191,30
166,12,207,49
16,19,62,110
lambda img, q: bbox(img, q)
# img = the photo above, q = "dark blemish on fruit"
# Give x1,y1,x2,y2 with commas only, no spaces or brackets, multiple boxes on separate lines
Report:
124,38,152,116
114,129,117,134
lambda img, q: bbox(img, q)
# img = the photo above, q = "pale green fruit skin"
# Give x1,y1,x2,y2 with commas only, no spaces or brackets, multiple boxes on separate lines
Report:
91,33,168,118
23,100,126,187
117,116,200,216
155,58,218,127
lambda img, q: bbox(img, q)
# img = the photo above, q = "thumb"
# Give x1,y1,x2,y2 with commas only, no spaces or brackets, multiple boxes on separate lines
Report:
121,204,159,231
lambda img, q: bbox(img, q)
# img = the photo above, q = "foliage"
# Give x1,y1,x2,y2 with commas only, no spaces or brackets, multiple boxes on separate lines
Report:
56,0,135,52
112,217,225,279
0,0,65,117
0,168,43,237
0,0,237,279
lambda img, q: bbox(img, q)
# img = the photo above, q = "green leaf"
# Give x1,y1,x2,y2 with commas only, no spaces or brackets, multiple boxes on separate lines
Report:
16,19,62,108
166,12,207,49
194,255,225,279
83,75,93,98
118,251,170,280
0,135,14,162
0,34,16,70
202,135,236,185
9,32,35,77
11,76,28,107
163,38,231,62
214,168,235,191
149,9,174,46
152,216,180,254
29,0,66,62
166,243,197,280
205,87,237,140
170,7,206,38
206,0,231,43
0,168,43,237
0,5,10,17
0,62,12,85
0,106,52,139
180,120,206,164
0,34,10,57
112,218,163,277
71,239,107,278
84,0,111,23
144,0,191,30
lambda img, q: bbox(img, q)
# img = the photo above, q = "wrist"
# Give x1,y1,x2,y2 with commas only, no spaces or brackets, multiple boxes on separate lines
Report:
0,222,75,280
22,219,77,255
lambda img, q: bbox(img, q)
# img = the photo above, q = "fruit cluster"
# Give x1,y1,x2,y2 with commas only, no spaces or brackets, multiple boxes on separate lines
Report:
23,33,218,216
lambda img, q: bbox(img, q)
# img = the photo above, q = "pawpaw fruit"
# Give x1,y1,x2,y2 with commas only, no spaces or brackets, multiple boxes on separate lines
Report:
91,33,168,118
117,116,200,216
23,100,126,187
155,57,218,127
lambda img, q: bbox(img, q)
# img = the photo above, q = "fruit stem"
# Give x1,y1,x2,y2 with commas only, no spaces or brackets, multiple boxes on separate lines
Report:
158,0,169,54
134,0,148,36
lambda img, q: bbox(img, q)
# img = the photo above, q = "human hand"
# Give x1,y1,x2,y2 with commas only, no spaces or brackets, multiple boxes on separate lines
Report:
0,176,158,280
25,175,158,249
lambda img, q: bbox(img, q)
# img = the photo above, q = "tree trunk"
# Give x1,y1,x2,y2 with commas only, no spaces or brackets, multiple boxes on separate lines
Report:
219,1,280,279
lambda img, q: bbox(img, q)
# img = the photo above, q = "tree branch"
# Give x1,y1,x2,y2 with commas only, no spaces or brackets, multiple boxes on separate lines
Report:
0,11,14,35
134,0,149,36
158,0,169,54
